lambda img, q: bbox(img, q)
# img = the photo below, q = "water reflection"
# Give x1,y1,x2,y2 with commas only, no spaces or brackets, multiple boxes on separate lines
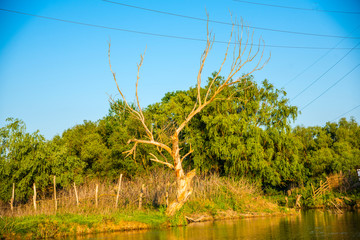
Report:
72,210,360,240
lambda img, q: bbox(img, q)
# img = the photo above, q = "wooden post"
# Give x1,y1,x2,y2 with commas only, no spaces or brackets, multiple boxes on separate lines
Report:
165,191,169,207
53,176,57,213
295,194,302,209
10,183,15,213
139,184,145,209
73,182,79,206
115,174,123,208
95,184,98,208
33,183,37,212
311,183,315,197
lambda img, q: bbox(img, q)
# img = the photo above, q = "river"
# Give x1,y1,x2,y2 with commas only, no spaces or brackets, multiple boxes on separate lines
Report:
75,210,360,239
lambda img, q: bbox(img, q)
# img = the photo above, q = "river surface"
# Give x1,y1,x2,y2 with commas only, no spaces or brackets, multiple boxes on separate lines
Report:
76,210,360,239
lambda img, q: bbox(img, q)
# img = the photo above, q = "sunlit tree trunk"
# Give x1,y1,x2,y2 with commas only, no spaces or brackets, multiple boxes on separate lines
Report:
166,134,196,216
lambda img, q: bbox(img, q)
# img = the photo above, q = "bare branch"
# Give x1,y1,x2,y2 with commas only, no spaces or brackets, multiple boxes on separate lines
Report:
123,142,138,159
108,42,155,141
149,153,174,169
196,11,213,107
108,41,141,119
127,139,172,155
134,47,153,140
204,16,234,102
158,149,170,163
175,17,268,136
181,148,193,163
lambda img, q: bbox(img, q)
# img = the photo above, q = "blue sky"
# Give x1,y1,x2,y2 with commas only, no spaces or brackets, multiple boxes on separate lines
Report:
1,0,359,139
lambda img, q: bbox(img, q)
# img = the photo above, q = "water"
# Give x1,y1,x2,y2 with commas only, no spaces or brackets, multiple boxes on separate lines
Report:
77,210,360,239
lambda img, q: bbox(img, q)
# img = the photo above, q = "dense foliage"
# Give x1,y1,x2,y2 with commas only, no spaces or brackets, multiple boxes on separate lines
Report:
1,74,359,202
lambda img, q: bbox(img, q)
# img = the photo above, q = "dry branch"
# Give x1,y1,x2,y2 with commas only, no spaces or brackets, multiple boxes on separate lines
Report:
149,153,175,169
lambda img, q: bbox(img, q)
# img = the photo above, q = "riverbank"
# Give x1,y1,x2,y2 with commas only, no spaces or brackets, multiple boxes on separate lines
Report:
0,172,297,239
0,210,162,239
2,188,358,239
0,206,295,239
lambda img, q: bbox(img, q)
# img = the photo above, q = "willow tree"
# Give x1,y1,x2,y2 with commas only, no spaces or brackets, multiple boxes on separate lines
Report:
108,19,269,216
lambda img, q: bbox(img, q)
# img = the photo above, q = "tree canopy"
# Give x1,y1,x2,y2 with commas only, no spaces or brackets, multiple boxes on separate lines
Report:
1,74,359,203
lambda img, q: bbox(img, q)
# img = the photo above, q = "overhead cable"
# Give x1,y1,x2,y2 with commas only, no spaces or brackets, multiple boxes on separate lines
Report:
233,0,360,15
102,0,360,39
1,7,360,50
300,64,360,111
331,104,360,122
291,42,360,101
282,25,360,88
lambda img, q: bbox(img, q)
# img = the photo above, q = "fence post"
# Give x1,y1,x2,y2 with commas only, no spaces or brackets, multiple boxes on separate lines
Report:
53,176,57,213
95,184,99,208
115,174,123,208
10,183,15,213
33,183,37,212
165,191,169,207
73,182,79,206
295,194,302,209
139,184,145,209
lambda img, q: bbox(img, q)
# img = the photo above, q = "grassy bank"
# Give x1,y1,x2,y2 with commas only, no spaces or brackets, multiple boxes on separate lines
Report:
0,207,292,239
0,171,293,239
0,210,166,239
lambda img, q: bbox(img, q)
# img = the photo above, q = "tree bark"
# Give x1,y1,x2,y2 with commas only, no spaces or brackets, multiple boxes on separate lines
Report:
166,168,196,216
165,135,196,216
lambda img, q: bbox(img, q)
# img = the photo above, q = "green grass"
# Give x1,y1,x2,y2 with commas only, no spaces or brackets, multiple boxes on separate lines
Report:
109,209,168,227
0,210,169,239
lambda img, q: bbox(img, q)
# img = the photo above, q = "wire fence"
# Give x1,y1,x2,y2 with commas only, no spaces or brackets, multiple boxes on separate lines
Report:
0,170,177,217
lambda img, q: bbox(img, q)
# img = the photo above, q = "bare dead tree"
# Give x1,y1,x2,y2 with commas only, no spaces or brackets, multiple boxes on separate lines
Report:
108,17,269,216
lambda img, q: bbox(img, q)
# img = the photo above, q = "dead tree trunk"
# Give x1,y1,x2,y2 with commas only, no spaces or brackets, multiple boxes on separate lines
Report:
108,16,268,216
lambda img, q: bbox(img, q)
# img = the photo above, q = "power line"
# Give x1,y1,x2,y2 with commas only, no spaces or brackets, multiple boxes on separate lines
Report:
282,25,360,88
0,8,210,42
332,104,360,122
1,7,360,50
300,64,360,111
291,41,360,101
233,0,360,15
103,0,360,39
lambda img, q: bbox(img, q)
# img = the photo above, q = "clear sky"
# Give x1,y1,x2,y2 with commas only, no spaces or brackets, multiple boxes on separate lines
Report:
1,0,359,139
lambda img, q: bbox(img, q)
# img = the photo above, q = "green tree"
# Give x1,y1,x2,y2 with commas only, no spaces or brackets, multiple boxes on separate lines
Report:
0,118,50,202
148,74,300,189
60,120,109,178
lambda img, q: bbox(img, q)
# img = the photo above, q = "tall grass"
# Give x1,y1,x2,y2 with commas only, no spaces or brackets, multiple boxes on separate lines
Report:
0,170,287,239
188,174,280,216
1,169,281,218
1,168,177,217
